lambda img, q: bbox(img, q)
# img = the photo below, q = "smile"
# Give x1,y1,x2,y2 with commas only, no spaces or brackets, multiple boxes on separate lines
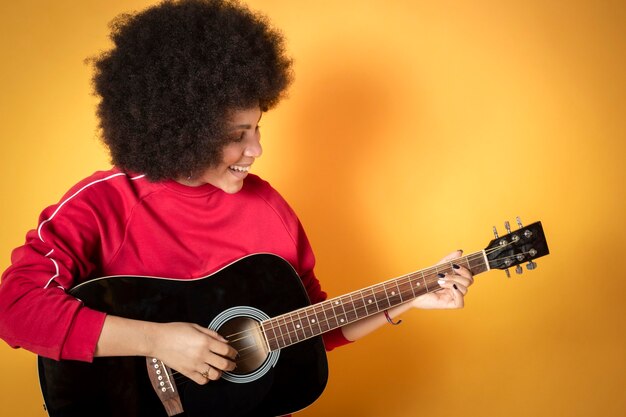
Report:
229,165,250,173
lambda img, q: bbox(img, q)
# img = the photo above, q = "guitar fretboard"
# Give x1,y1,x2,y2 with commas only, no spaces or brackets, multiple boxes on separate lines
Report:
261,251,489,351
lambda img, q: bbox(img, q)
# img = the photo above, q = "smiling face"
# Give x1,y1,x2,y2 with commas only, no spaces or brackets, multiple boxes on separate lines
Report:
178,106,263,193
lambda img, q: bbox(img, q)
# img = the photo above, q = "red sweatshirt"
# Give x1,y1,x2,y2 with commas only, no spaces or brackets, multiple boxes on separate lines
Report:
0,169,349,361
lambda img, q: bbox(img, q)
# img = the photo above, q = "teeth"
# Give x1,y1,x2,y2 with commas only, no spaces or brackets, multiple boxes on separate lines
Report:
229,165,250,173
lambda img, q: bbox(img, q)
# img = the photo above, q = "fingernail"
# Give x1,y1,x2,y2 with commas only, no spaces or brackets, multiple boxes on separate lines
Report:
452,264,460,269
438,279,445,285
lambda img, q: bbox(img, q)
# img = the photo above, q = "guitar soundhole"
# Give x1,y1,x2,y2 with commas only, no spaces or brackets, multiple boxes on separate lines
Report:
218,316,269,375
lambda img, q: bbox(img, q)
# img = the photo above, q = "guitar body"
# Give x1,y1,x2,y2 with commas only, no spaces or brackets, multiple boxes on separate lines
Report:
38,254,328,417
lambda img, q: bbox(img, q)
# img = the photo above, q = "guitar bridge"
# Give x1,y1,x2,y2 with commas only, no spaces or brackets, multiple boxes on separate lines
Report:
146,357,184,416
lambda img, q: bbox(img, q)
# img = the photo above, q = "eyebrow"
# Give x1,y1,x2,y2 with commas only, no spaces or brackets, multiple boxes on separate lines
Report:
232,113,263,130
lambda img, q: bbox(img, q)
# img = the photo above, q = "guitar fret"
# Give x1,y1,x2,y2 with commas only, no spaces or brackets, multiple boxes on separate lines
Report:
284,315,299,343
291,311,306,341
299,309,314,339
375,283,391,310
278,315,293,346
313,304,329,333
309,307,321,335
328,301,339,327
351,292,366,319
361,287,379,315
407,275,417,298
384,281,402,307
345,294,358,321
318,302,331,332
275,318,287,348
324,300,339,328
306,305,323,335
333,299,348,325
345,294,355,320
263,322,280,351
394,280,404,303
398,278,413,301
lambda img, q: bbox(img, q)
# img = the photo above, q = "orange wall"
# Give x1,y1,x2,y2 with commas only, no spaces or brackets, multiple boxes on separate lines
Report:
1,1,624,416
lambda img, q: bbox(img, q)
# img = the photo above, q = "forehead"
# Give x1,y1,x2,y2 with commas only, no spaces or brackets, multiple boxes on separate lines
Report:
228,107,262,127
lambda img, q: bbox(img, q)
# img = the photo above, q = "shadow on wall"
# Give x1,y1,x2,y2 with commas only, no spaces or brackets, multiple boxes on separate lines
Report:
282,44,449,411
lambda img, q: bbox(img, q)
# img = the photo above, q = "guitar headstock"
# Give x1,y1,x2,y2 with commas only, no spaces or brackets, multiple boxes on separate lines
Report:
484,218,549,276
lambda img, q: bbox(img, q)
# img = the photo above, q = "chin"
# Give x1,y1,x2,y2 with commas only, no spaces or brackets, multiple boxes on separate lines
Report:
219,182,244,194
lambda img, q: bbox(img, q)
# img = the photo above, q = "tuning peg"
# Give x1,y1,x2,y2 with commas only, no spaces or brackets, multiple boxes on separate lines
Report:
504,269,511,278
493,226,499,239
504,221,512,234
526,261,537,270
516,216,523,229
515,265,523,275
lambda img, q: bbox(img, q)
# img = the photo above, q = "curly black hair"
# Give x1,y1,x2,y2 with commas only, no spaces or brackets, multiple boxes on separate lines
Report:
91,0,293,181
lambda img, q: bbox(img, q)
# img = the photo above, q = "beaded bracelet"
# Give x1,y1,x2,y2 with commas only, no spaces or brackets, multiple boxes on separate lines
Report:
384,309,402,325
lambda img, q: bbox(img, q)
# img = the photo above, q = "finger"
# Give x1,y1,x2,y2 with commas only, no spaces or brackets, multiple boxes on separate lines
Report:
451,284,464,307
437,274,469,296
196,365,222,384
448,272,473,289
206,365,222,381
437,250,463,265
211,342,238,361
192,325,239,359
451,264,474,284
206,352,237,372
190,369,210,385
193,324,228,343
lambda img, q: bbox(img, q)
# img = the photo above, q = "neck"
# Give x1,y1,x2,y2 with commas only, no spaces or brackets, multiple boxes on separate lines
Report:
261,251,489,351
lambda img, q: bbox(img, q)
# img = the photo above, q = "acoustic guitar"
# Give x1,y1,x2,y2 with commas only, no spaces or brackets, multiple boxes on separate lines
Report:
38,219,549,417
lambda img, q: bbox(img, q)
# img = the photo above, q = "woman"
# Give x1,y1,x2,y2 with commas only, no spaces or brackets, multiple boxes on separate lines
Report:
0,0,473,415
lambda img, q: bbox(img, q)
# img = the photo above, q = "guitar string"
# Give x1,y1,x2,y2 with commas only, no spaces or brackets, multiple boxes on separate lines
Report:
257,248,535,347
208,247,503,343
222,252,487,343
205,251,490,347
256,252,487,337
171,248,525,383
164,245,534,385
165,273,451,385
168,270,474,386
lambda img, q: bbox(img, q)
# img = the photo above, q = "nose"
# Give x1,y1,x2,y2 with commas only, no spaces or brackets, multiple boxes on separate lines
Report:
243,133,262,158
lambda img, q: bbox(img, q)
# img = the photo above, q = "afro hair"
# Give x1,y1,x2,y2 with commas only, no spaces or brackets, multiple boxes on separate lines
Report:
91,0,293,180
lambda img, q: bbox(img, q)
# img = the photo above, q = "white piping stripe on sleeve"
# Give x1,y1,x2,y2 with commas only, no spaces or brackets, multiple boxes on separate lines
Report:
37,172,145,289
37,172,144,242
44,257,61,289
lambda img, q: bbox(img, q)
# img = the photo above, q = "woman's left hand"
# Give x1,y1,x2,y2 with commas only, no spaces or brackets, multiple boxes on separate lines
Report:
412,250,474,310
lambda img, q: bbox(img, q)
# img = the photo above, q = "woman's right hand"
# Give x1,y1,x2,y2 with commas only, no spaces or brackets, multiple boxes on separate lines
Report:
147,321,238,384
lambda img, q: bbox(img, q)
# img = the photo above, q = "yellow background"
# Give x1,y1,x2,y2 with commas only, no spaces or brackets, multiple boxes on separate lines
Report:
1,0,624,416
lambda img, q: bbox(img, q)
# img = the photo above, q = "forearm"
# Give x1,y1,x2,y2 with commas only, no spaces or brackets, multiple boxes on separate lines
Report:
341,255,474,342
95,315,237,384
341,302,413,342
95,315,156,357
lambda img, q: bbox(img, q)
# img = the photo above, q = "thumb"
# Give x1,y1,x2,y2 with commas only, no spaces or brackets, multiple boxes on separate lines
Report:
193,324,228,343
437,249,463,265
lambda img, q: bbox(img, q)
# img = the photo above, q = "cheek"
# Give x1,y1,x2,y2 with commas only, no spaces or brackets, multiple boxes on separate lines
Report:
221,145,243,164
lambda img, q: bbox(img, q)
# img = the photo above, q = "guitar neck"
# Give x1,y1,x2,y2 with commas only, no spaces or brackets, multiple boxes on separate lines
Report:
261,250,489,351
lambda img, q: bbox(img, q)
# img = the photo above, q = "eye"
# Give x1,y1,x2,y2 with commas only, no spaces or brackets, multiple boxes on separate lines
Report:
231,131,246,142
231,125,260,142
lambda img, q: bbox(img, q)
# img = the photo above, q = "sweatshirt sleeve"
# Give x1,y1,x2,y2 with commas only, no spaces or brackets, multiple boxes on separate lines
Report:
292,220,352,352
0,186,107,362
